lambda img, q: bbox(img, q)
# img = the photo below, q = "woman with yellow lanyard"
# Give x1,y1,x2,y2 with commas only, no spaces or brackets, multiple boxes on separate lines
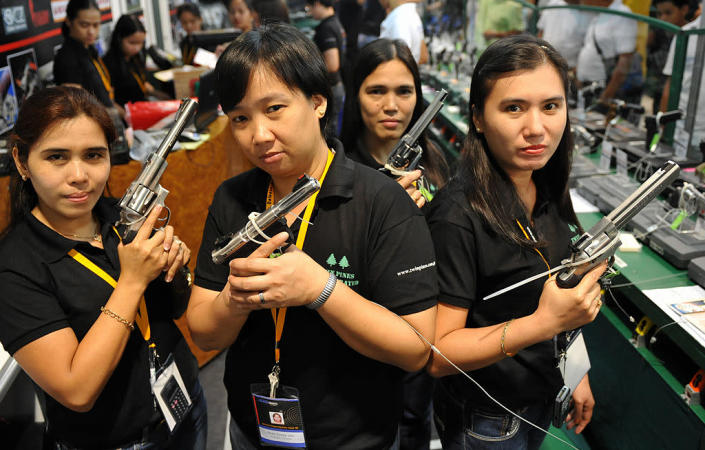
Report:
104,14,170,107
187,24,438,449
0,86,206,449
53,0,118,113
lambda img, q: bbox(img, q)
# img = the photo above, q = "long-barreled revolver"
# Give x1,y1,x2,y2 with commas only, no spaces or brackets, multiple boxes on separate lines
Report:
382,89,447,181
211,174,321,264
556,161,680,289
115,98,199,242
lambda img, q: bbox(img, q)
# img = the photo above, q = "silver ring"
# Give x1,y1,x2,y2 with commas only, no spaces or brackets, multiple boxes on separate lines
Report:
259,291,265,305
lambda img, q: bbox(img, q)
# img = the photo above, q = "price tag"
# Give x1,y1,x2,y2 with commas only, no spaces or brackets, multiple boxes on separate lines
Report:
599,141,613,171
616,149,629,177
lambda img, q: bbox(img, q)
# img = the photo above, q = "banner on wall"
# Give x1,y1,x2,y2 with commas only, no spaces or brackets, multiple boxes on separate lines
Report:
0,0,113,134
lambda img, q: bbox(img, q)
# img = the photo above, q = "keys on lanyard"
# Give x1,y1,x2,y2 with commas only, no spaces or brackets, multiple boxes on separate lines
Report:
268,364,280,398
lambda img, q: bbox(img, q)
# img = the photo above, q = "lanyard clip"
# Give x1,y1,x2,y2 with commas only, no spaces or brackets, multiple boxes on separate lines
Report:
268,364,280,398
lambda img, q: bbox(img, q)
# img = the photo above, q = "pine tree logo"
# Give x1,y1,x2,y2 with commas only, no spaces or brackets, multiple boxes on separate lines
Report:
326,253,337,266
339,255,349,269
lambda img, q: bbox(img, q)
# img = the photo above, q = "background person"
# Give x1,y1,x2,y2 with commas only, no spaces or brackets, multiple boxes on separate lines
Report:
426,36,607,449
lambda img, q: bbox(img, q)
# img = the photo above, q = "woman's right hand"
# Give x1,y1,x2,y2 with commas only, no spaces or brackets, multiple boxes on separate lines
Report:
535,260,609,336
116,206,170,290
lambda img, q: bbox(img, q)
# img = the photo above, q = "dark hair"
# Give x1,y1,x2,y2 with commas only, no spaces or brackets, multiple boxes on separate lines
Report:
109,14,146,60
177,2,202,19
459,35,577,248
653,0,699,19
253,0,291,25
2,86,116,238
341,38,449,188
229,0,255,12
62,0,100,37
306,0,335,8
214,24,332,136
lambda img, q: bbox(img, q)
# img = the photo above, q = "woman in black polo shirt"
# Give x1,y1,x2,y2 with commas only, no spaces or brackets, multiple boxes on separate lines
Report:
341,38,449,207
104,14,169,107
186,24,437,449
426,35,607,449
0,86,205,449
53,0,116,111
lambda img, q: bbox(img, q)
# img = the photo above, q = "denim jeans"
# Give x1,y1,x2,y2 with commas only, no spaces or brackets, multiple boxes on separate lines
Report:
55,380,207,450
433,383,552,450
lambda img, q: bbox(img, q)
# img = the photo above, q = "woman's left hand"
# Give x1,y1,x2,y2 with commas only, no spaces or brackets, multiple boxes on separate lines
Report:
397,170,425,208
162,226,191,282
566,374,595,434
227,232,330,309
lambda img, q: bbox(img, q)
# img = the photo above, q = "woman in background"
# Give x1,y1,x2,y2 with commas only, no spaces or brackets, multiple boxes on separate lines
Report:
177,3,205,65
341,38,449,207
104,14,170,107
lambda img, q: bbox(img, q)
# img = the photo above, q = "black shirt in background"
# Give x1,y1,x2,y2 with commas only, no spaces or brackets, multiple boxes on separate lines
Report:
313,15,346,86
54,35,113,107
0,198,198,448
426,179,581,412
194,141,438,449
103,50,148,106
360,0,385,37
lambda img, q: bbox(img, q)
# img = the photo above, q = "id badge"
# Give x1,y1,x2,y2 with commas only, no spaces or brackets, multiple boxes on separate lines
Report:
250,383,306,448
152,354,192,432
559,330,591,392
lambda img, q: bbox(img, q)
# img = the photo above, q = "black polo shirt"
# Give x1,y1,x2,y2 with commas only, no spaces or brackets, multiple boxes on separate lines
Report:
54,35,113,107
194,141,437,449
313,15,346,86
103,50,147,106
426,179,581,412
0,198,198,448
346,138,384,170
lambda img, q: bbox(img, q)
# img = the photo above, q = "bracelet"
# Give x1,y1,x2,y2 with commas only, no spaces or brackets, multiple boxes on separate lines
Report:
500,319,515,357
307,272,337,310
100,306,135,331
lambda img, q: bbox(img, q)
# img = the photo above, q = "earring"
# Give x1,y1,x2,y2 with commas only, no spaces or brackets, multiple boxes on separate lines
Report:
21,174,27,181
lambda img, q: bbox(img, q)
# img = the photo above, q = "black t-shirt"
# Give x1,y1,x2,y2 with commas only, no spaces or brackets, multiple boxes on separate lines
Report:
0,198,198,448
425,179,581,412
54,35,113,107
360,0,385,37
103,50,147,106
194,141,438,449
313,16,346,86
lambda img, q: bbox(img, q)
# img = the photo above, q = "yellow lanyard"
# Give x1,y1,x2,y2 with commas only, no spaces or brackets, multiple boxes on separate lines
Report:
516,219,551,273
267,150,335,364
91,56,115,101
67,227,152,343
130,67,148,95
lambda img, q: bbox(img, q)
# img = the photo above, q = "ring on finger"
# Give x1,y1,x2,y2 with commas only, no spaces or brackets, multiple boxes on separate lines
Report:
259,291,265,305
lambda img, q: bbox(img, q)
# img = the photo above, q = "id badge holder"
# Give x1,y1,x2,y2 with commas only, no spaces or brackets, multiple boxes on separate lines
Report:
552,330,591,427
250,382,306,448
152,353,193,432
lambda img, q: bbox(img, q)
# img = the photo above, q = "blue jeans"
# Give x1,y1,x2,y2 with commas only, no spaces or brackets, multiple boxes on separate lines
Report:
55,380,207,450
433,383,552,450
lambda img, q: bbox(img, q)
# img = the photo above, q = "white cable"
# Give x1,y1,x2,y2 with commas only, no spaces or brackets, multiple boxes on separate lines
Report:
606,288,635,323
399,319,579,450
483,234,620,301
607,272,689,289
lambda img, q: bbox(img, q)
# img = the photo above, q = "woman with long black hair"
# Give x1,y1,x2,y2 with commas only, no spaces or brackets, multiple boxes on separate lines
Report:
426,35,607,449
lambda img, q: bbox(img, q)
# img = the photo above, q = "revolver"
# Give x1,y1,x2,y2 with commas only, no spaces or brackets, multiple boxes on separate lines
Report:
381,89,447,195
211,174,321,264
556,161,681,289
115,98,199,242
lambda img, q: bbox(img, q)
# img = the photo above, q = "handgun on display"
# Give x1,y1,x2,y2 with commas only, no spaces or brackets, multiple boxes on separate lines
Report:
381,89,447,192
556,161,681,289
645,110,682,153
211,174,321,264
115,98,199,242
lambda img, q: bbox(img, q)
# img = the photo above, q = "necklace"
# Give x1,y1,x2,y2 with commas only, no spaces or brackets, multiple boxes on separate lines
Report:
57,222,102,243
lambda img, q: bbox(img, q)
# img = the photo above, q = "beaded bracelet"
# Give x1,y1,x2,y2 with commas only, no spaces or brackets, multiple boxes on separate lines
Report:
100,306,135,331
501,319,515,357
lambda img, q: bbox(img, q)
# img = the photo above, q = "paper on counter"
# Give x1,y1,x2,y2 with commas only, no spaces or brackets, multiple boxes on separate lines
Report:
570,188,599,213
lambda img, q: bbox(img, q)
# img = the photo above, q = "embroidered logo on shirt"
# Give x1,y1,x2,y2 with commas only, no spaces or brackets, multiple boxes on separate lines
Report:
326,253,358,286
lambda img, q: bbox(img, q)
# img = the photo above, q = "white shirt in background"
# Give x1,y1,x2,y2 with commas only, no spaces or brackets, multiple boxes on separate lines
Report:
380,3,424,62
537,0,593,68
576,0,637,82
662,19,705,149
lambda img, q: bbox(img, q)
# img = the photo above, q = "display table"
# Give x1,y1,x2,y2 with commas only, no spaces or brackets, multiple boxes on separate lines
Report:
0,116,253,367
